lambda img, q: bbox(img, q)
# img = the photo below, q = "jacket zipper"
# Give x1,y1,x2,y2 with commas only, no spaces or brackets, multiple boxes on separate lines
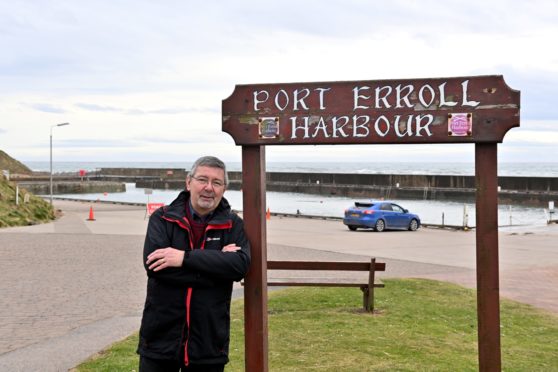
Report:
162,216,194,365
164,215,232,366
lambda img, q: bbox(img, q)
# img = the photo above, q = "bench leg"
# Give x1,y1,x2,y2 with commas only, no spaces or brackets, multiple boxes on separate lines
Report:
366,258,376,313
368,287,374,313
361,287,372,312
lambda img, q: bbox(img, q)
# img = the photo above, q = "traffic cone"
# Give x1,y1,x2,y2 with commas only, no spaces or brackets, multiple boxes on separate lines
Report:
87,206,96,221
266,208,271,220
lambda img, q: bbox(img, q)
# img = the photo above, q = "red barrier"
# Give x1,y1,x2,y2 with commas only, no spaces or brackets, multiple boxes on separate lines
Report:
146,203,165,216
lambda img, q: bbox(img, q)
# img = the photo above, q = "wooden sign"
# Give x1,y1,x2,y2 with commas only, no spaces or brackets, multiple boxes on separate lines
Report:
225,74,521,372
222,75,520,145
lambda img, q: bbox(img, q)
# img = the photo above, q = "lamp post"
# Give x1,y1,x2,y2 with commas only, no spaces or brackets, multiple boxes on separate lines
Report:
50,122,70,205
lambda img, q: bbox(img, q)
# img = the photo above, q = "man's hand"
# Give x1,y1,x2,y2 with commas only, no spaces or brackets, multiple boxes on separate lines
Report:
147,247,185,272
222,244,241,253
147,245,240,271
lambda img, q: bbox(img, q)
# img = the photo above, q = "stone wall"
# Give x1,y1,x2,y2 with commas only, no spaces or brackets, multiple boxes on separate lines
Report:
17,181,126,195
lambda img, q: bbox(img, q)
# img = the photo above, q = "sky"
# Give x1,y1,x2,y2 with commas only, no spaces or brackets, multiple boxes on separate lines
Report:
1,0,557,164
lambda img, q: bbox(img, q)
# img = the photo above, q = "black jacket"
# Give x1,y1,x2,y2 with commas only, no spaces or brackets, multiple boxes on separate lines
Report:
137,191,250,365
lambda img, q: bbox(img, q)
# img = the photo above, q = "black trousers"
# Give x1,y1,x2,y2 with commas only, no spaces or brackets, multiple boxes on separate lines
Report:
139,355,225,372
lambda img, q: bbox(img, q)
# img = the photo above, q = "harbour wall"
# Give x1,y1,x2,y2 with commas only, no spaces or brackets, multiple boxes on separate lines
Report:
126,169,558,207
17,181,126,195
14,168,556,206
91,168,558,192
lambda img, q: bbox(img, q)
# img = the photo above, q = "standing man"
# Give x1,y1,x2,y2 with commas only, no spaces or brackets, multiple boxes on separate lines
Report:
137,156,251,372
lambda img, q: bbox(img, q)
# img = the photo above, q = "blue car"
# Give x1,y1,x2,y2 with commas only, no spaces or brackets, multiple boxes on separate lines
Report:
343,201,421,232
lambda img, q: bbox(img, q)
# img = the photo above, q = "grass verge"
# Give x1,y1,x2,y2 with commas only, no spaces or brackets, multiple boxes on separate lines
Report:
0,177,54,227
75,279,558,371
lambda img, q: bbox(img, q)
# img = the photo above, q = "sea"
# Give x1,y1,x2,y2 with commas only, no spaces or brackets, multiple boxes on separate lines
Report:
23,160,558,177
24,161,558,228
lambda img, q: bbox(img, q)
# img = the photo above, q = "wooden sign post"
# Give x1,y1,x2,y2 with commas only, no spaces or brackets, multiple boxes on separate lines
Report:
222,75,520,371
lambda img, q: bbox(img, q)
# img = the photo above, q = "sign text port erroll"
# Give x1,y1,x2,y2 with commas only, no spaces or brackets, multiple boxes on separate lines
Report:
222,75,520,145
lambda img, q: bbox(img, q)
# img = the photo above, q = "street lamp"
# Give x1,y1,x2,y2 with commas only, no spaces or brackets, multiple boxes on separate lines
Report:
50,122,70,205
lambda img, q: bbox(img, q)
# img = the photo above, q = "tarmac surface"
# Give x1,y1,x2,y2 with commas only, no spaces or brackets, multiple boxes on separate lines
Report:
0,199,557,371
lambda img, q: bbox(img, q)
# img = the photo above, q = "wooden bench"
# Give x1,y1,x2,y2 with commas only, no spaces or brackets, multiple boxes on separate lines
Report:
244,258,386,312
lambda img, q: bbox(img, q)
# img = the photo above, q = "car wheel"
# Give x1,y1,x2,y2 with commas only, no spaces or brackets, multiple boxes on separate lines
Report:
409,219,419,231
348,225,357,231
375,219,385,232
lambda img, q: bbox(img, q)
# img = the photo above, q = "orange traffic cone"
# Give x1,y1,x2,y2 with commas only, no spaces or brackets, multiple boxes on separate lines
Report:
87,206,96,221
266,208,271,220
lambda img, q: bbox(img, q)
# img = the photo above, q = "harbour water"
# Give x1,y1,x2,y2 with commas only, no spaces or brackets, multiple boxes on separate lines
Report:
56,183,551,228
25,161,556,228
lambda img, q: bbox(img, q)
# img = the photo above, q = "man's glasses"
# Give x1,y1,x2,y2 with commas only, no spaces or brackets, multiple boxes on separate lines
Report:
191,176,225,189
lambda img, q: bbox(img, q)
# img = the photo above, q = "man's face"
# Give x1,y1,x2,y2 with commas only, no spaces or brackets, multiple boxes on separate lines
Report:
186,165,226,216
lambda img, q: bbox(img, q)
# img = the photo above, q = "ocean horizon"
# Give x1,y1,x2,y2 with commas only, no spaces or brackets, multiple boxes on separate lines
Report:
24,161,558,177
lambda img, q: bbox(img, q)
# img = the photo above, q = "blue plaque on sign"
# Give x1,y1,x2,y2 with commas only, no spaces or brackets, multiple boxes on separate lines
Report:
259,117,279,139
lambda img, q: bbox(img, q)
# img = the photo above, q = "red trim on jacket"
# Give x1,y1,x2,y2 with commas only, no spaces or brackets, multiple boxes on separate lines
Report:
184,287,193,366
206,221,233,231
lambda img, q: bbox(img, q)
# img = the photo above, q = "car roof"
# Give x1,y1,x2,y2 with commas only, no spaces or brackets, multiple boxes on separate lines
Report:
354,200,396,207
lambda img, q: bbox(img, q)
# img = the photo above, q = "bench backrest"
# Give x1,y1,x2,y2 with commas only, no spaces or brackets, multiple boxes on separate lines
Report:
267,260,385,272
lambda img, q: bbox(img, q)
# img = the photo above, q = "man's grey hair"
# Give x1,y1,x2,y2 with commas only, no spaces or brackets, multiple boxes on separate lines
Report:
188,156,229,185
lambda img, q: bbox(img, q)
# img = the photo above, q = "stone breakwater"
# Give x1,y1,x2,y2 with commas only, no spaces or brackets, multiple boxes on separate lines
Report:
123,169,558,207
17,168,556,206
16,181,126,195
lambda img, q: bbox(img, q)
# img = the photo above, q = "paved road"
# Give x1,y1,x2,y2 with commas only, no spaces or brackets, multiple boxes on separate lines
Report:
0,201,148,372
0,200,557,371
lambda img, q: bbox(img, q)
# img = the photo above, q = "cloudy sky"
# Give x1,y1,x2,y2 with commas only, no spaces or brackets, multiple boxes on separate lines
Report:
1,0,557,164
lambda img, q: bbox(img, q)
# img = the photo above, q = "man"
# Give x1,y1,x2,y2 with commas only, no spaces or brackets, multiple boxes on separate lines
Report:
137,156,251,372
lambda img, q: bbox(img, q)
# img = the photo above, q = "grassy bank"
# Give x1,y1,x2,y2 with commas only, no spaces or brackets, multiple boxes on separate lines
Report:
0,149,32,175
76,279,558,371
0,177,55,227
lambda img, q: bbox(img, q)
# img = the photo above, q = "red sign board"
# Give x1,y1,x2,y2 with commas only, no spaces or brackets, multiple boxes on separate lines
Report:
146,203,165,216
